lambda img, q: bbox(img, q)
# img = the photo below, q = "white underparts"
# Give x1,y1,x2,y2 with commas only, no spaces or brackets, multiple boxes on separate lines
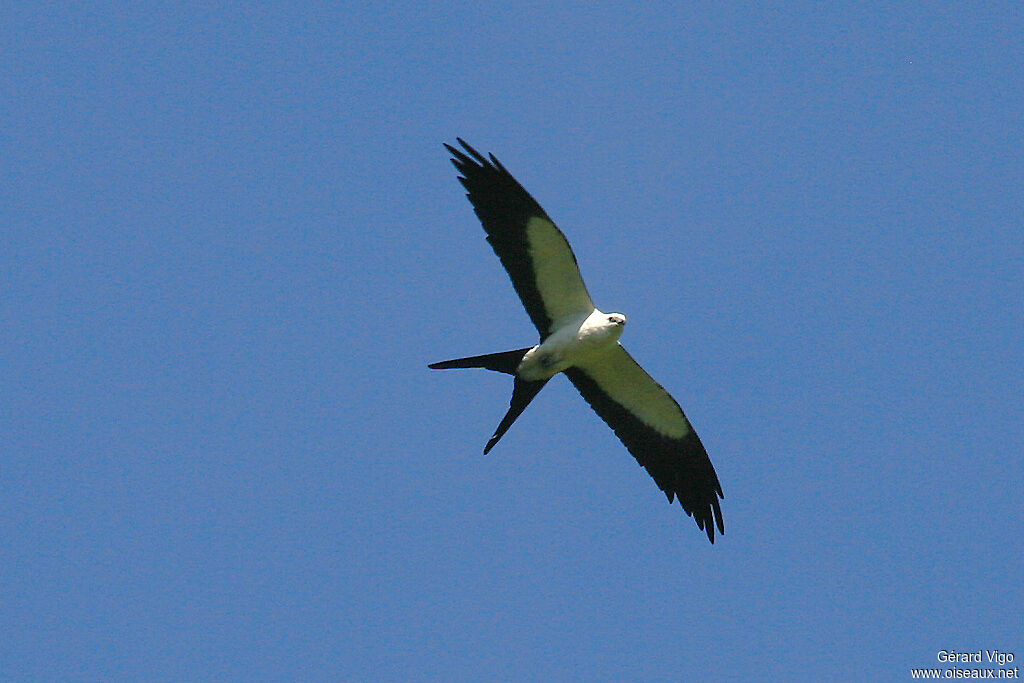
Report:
516,308,626,381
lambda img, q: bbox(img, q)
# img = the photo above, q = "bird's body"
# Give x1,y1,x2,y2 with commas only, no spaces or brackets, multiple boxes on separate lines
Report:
517,309,625,382
430,139,725,543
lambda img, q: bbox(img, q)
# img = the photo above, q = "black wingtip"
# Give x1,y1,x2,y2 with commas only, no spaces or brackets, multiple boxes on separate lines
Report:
444,138,497,170
456,137,479,159
695,498,725,544
670,474,723,544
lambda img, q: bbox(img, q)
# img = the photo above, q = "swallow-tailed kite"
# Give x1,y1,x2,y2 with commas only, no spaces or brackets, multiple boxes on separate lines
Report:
430,139,724,543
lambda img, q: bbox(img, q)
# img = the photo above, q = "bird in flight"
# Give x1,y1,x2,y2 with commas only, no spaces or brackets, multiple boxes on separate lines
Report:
430,139,724,543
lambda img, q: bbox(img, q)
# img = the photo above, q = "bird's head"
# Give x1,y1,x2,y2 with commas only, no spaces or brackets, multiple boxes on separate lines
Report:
607,313,626,327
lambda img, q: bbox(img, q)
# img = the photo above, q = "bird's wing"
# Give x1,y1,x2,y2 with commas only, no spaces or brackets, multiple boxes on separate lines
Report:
445,139,595,339
564,344,725,543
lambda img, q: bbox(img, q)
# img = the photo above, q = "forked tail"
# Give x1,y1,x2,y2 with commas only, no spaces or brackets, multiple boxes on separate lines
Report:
429,347,547,453
428,347,533,375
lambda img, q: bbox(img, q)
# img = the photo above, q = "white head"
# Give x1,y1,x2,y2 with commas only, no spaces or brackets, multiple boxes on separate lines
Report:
602,312,627,344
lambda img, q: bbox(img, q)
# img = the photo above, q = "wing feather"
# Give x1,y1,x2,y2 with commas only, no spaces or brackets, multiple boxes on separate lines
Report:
564,345,725,542
445,139,594,338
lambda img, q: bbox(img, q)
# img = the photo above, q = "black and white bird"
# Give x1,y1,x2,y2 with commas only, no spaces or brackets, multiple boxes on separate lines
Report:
430,139,724,543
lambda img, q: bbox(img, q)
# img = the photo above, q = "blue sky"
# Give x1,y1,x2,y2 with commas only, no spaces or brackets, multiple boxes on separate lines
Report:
2,3,1021,681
